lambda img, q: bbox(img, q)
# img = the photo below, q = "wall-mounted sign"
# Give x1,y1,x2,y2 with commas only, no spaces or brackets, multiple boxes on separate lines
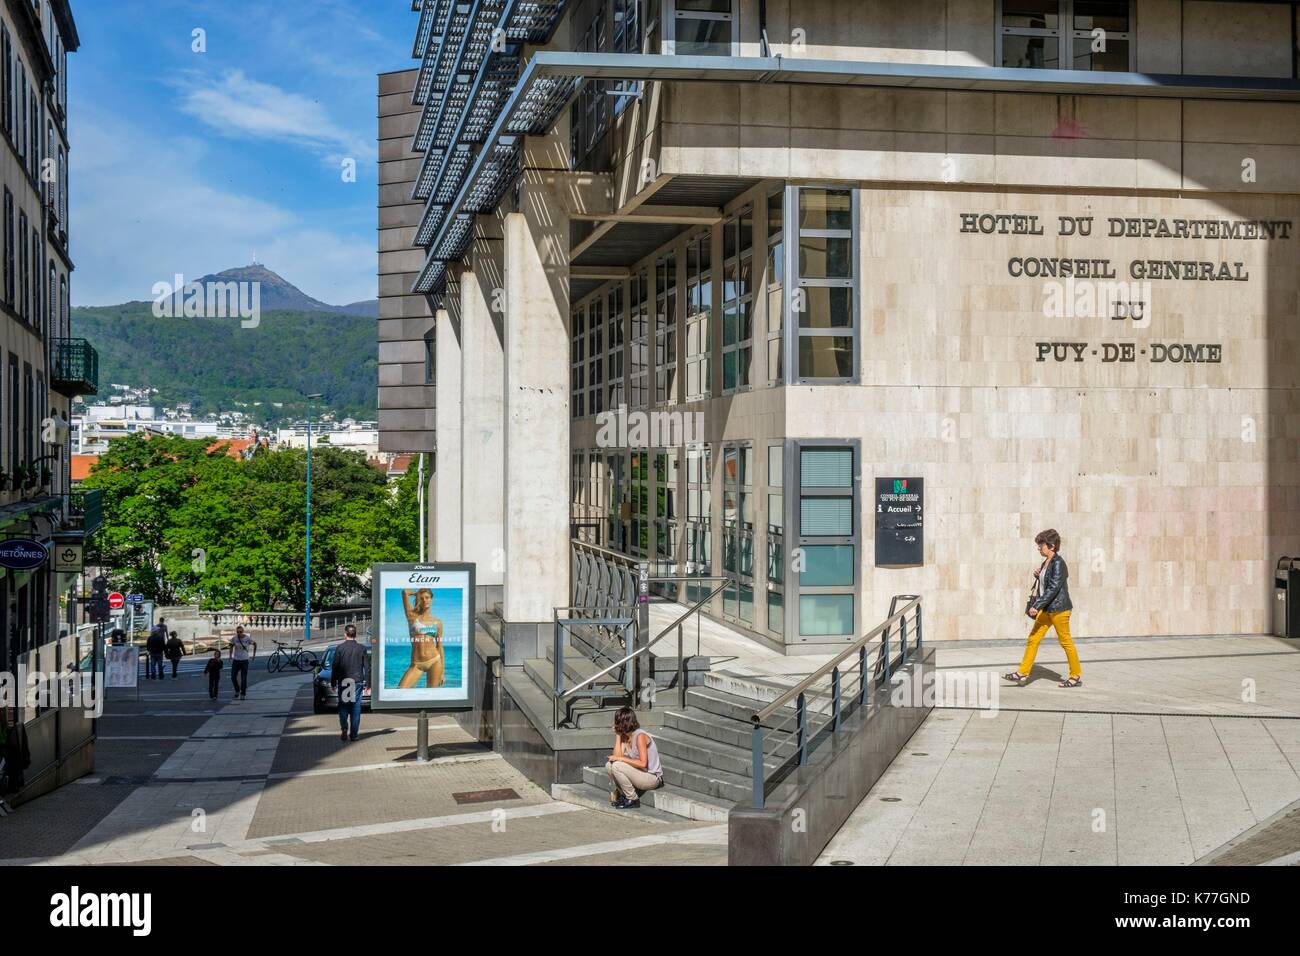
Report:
53,543,84,573
0,538,49,570
369,563,475,712
875,478,924,567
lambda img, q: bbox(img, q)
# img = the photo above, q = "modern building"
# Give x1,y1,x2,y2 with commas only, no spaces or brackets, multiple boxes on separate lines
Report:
0,0,98,803
380,1,1300,660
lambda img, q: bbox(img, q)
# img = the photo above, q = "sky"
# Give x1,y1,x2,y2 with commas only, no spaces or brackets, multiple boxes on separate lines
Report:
69,0,417,307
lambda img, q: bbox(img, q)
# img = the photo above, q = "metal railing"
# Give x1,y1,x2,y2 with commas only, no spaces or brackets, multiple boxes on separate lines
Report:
551,539,728,726
749,594,922,808
551,605,639,728
556,575,728,721
51,337,99,396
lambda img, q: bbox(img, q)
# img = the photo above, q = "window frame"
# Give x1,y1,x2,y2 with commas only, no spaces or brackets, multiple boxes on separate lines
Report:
789,439,860,643
721,205,754,394
789,185,860,386
996,0,1136,72
663,0,738,56
684,228,712,402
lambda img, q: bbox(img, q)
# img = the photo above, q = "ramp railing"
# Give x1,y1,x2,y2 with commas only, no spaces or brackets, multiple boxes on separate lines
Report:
748,595,922,808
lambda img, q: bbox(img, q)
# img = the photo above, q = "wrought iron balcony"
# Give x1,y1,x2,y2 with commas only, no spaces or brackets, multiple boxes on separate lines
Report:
66,488,104,536
51,337,99,397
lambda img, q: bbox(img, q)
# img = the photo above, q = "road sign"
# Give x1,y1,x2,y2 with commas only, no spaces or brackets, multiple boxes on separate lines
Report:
128,593,144,604
53,543,84,573
108,592,125,610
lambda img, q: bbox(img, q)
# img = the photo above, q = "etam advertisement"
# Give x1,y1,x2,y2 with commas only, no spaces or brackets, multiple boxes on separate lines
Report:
368,563,475,711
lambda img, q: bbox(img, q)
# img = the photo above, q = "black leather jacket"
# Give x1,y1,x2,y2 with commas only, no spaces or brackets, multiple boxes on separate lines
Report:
1033,554,1073,613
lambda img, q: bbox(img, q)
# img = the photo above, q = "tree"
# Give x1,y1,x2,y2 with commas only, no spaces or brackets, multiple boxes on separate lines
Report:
83,436,420,610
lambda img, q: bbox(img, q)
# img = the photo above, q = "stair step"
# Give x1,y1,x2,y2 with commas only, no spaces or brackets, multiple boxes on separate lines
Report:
685,685,834,733
523,657,623,701
549,783,705,824
475,611,503,643
576,767,733,822
650,725,782,778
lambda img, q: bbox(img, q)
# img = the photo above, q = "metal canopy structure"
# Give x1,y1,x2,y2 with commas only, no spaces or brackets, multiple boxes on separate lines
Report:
409,46,1300,297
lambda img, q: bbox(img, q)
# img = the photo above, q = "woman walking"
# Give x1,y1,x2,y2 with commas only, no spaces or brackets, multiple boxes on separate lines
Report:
1005,528,1083,687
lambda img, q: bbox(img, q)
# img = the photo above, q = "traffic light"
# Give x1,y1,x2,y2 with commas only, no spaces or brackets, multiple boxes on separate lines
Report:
87,575,110,624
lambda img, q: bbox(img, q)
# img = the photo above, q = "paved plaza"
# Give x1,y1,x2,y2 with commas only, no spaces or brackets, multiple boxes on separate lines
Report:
2,632,1298,866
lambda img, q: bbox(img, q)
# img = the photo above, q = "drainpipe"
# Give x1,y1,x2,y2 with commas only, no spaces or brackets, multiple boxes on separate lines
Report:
417,452,426,563
759,0,770,57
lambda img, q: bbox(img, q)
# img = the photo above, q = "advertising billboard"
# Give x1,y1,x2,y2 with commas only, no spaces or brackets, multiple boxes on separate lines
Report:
369,563,475,711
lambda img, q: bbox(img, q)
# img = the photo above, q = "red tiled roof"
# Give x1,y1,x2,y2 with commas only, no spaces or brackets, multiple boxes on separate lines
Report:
71,454,99,482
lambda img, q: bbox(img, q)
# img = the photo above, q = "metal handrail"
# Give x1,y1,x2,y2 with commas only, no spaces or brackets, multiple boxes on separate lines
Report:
752,595,920,724
749,594,923,809
560,575,728,700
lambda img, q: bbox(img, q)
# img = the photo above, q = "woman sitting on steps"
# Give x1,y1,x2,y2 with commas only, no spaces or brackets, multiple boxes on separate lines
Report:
605,706,663,810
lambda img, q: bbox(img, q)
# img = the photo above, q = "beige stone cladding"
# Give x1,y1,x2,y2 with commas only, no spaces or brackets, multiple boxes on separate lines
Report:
787,188,1299,641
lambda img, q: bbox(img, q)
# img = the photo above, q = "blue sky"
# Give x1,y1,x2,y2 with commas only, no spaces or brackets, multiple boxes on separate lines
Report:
70,0,416,306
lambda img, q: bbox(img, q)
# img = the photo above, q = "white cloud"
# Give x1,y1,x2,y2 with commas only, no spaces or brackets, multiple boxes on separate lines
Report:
175,69,376,167
72,106,376,307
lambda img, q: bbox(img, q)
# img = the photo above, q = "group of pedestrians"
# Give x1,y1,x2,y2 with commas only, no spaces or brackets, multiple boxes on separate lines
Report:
138,618,258,701
143,617,188,680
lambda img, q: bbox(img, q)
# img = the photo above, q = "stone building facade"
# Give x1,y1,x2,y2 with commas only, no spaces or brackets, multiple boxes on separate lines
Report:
382,0,1300,655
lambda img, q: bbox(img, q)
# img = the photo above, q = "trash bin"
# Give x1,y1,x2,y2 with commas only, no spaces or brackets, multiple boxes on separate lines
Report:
1276,557,1299,639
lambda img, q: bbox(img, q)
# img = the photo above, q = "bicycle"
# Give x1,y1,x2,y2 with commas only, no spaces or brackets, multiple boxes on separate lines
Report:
267,639,319,673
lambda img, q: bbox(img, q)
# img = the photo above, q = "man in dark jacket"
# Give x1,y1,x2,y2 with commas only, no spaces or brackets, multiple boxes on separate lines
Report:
146,619,168,680
331,624,368,742
165,631,187,679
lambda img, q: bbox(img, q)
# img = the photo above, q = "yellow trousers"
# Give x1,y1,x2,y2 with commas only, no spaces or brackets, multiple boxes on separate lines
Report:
1019,610,1082,679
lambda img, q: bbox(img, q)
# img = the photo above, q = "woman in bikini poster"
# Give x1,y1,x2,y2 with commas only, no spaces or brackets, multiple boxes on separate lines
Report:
370,563,473,709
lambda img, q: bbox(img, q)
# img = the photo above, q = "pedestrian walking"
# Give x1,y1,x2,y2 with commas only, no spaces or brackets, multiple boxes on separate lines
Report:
1005,528,1083,687
330,624,368,742
145,619,167,680
203,651,223,700
165,631,187,679
228,625,256,699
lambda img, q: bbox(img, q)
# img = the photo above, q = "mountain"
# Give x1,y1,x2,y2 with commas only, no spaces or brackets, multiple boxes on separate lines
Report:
187,264,378,318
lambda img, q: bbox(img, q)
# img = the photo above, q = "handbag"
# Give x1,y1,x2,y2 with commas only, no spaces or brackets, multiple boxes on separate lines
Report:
1024,560,1046,618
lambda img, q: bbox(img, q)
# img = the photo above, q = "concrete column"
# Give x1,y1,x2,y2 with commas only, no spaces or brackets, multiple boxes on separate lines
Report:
501,177,570,662
461,232,506,610
433,305,462,561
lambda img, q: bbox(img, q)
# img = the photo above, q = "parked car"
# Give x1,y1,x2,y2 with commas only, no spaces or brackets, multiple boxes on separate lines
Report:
312,643,373,714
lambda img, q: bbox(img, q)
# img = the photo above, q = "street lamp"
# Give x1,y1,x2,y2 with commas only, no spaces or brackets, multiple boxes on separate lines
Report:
305,393,323,645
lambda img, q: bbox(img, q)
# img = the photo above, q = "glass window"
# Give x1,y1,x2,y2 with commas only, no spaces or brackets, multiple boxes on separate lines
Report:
766,189,785,386
800,447,852,487
799,595,854,637
797,336,854,379
722,207,753,394
1000,1,1133,71
672,0,733,55
685,230,711,401
795,187,856,381
800,497,853,536
800,545,855,587
655,254,677,405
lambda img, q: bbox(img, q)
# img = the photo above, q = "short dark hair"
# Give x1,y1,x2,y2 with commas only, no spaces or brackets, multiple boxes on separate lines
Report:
344,624,357,638
169,631,177,638
614,706,640,737
1034,528,1062,551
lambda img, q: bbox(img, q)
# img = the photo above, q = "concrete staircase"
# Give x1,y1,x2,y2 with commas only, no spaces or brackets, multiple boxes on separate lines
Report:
552,672,835,823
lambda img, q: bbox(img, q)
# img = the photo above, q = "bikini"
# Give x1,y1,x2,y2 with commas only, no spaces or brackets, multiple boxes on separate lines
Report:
410,621,442,672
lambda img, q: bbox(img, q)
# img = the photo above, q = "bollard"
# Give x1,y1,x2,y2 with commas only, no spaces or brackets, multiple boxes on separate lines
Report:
416,709,429,763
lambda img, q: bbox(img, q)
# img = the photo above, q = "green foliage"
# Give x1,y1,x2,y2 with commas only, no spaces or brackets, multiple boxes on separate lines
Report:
82,434,419,609
70,303,378,424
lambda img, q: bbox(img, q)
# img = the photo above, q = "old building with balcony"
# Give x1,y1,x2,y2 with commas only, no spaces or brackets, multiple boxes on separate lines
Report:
0,0,94,806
